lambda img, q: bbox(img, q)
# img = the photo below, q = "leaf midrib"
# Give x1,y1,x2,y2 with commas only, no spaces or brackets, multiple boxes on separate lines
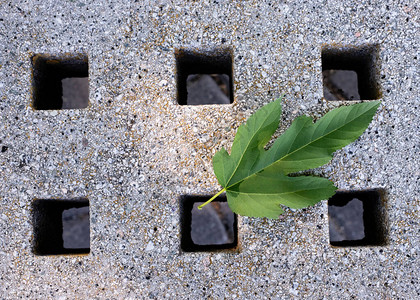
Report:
226,104,377,189
228,187,328,196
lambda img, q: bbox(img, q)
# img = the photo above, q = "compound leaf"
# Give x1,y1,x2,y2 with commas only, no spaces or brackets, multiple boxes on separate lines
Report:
210,99,380,219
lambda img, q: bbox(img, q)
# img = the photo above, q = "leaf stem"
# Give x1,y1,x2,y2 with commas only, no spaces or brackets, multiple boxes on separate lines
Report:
198,188,226,210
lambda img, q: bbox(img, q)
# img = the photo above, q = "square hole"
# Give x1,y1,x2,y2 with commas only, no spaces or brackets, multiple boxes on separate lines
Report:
180,195,238,252
322,45,381,100
176,49,233,105
31,54,89,110
32,199,90,255
328,189,387,247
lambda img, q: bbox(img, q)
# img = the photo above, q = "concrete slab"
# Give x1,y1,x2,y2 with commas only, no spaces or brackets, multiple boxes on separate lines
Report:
0,0,418,298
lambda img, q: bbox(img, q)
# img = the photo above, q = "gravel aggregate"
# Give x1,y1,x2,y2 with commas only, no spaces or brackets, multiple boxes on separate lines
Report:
0,0,419,298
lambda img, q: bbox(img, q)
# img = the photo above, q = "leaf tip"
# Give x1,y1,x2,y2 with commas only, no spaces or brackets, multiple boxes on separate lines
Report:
275,96,283,106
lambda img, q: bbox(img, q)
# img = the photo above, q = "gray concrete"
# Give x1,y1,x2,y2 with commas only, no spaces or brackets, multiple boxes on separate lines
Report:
186,74,230,105
62,206,90,249
62,77,89,109
0,0,418,298
329,198,365,242
191,202,234,245
323,70,361,100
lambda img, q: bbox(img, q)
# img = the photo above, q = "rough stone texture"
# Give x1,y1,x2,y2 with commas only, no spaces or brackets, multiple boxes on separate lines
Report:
0,0,418,298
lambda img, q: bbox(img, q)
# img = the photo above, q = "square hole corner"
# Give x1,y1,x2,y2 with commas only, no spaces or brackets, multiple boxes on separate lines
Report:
327,189,388,247
175,49,234,106
321,44,381,101
179,194,238,253
32,198,90,256
31,54,89,110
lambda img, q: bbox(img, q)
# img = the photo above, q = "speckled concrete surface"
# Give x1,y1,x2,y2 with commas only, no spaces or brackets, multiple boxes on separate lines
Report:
0,0,419,298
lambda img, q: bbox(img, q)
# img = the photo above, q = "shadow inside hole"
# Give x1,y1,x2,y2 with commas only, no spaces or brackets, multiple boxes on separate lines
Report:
328,189,387,247
32,54,89,110
321,45,381,100
180,195,238,252
32,199,90,255
176,49,233,105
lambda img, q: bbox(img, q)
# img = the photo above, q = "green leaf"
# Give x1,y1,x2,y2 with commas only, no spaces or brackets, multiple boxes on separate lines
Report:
227,172,337,218
258,100,381,175
209,99,380,219
213,98,282,187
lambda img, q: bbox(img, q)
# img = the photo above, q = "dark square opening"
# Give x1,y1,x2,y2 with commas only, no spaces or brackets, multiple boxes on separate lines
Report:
322,45,381,100
31,54,89,110
176,49,233,105
328,189,387,247
180,195,238,252
32,198,90,255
